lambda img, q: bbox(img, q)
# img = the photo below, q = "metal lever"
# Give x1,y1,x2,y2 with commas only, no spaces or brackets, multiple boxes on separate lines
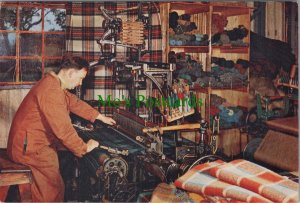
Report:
99,145,129,156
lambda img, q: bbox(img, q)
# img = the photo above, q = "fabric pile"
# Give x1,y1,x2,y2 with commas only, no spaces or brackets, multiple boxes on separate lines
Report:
211,14,228,35
210,94,244,128
170,54,249,89
169,11,209,46
212,25,249,47
193,65,248,88
151,159,299,203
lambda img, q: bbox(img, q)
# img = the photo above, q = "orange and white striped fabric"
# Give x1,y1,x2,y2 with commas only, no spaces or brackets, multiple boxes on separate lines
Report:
174,159,298,203
209,159,298,203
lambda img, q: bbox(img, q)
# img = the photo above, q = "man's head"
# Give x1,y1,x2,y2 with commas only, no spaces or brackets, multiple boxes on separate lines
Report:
57,55,89,90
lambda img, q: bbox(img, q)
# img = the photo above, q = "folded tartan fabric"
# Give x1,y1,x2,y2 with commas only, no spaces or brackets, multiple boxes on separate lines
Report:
150,182,248,203
150,182,196,203
175,160,273,203
209,159,299,203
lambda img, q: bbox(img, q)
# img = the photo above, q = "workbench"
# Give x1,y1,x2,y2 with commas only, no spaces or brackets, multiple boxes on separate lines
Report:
266,116,298,136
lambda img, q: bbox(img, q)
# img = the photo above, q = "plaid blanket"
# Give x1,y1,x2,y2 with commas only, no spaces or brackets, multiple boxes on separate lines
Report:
175,159,298,202
175,160,272,203
150,183,197,203
209,159,299,202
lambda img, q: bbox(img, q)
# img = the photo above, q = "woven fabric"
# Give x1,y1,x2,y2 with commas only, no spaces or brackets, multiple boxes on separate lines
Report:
175,160,278,203
65,2,163,114
150,183,197,203
66,2,162,62
209,159,299,203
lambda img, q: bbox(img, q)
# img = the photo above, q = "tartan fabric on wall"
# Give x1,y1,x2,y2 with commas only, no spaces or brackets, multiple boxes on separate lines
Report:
65,2,163,115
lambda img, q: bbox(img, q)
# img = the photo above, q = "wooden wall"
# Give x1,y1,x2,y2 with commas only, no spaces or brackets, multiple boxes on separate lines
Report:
0,89,29,148
265,2,285,41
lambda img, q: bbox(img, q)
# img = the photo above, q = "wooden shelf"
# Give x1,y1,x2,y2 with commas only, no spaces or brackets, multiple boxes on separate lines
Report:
170,2,209,14
170,46,209,53
212,4,252,17
160,2,251,126
211,87,248,92
192,85,248,93
212,46,249,53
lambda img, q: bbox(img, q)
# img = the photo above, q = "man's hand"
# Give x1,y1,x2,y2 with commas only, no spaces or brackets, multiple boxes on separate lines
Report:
97,114,116,125
86,139,99,153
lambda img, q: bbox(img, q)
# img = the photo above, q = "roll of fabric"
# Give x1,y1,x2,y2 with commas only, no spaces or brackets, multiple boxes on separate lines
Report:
169,39,176,46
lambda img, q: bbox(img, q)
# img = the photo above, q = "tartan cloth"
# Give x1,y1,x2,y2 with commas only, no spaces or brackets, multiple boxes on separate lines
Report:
175,160,273,203
65,2,163,114
66,2,162,62
209,159,299,203
150,182,199,203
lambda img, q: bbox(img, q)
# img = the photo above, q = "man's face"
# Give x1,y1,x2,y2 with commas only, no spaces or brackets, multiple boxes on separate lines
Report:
66,68,87,90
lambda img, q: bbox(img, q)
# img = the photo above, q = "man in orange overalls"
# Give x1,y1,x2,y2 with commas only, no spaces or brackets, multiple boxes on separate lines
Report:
7,55,116,202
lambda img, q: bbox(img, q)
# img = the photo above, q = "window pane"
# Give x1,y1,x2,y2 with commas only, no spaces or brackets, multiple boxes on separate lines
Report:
0,59,16,82
0,33,16,56
20,59,42,81
20,33,42,56
0,7,17,30
20,7,42,31
45,34,65,56
44,8,66,32
45,59,61,74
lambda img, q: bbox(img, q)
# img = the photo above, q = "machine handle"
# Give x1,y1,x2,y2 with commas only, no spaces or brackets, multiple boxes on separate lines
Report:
143,123,200,134
99,145,129,156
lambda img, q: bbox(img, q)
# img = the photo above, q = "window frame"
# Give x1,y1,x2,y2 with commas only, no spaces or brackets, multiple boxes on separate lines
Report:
0,2,66,87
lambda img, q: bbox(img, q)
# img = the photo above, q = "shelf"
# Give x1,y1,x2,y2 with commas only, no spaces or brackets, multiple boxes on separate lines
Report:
212,4,252,17
161,1,252,129
212,46,249,53
170,46,209,53
169,2,209,14
191,85,248,93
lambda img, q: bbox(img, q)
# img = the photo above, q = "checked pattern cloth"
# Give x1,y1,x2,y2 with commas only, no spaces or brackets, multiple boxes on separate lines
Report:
173,159,298,203
65,2,163,114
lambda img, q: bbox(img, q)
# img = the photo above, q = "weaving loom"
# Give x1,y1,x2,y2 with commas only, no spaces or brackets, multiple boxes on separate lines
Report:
68,107,225,202
71,109,180,202
66,4,221,201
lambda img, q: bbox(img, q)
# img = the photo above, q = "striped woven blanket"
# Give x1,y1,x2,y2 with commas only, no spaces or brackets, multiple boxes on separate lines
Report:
174,159,298,203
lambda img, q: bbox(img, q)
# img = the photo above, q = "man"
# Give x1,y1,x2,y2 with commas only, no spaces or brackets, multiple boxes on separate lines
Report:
7,55,116,202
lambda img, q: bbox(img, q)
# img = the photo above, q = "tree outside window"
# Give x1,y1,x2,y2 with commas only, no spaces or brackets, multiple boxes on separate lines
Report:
0,2,66,86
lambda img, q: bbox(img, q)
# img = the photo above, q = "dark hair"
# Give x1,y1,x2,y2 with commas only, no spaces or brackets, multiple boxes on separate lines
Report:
59,54,89,71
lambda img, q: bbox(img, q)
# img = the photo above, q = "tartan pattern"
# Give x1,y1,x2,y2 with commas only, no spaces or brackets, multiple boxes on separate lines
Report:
66,2,162,62
150,182,246,203
175,159,298,203
150,183,197,203
209,159,299,203
65,2,162,115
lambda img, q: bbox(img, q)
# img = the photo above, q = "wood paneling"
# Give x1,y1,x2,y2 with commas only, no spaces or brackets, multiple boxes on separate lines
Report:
0,89,29,148
219,127,249,157
265,2,285,41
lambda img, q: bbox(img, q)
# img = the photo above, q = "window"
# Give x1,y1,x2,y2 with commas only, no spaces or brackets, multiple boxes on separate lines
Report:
0,2,66,86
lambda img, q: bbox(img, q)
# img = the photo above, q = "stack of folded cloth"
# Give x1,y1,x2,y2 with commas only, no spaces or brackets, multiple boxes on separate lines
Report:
151,159,299,203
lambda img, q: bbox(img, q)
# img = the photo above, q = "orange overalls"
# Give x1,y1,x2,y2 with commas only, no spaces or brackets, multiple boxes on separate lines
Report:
7,72,99,202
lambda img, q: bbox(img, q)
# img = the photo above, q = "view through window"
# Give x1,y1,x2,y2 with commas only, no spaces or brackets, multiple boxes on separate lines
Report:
0,2,66,86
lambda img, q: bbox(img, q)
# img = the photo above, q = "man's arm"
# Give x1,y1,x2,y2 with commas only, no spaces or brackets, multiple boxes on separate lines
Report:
39,90,98,157
65,91,116,125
